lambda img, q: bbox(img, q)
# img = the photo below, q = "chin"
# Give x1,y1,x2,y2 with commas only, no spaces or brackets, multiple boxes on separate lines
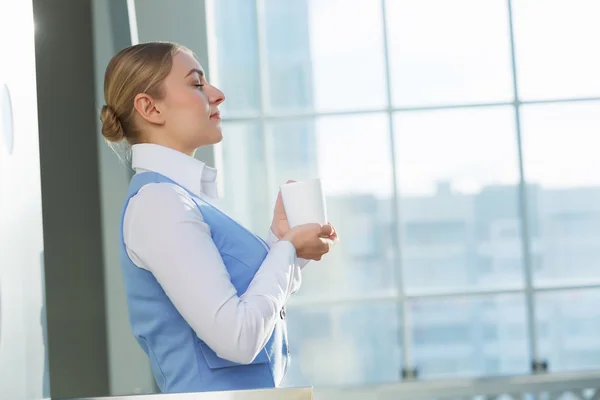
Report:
210,129,223,144
193,130,223,148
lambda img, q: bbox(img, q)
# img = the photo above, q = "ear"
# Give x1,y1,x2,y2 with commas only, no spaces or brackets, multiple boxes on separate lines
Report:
133,93,165,126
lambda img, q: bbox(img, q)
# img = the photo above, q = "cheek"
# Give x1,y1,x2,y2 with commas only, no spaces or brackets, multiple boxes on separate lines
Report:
171,90,208,113
192,91,210,113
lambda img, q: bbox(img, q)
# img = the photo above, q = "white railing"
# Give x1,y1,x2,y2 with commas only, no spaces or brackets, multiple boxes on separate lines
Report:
314,371,600,400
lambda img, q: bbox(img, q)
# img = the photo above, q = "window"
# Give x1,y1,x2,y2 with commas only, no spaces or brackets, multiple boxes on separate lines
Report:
404,220,467,246
537,290,600,372
386,0,513,106
285,302,402,386
520,102,600,286
208,0,600,388
512,0,600,100
409,296,528,378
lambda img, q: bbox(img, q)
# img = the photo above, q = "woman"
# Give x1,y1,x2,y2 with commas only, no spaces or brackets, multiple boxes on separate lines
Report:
100,42,338,393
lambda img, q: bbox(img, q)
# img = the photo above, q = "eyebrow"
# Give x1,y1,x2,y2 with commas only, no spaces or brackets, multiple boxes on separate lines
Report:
185,68,204,78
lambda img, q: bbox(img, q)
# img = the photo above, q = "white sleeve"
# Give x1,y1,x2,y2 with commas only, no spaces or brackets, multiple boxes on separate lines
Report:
267,229,308,295
123,183,298,364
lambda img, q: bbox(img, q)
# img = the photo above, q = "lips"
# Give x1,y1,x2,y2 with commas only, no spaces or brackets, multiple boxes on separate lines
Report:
210,111,221,120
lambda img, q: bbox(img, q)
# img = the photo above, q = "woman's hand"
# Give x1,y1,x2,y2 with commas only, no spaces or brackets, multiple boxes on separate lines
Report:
283,223,338,261
270,180,295,239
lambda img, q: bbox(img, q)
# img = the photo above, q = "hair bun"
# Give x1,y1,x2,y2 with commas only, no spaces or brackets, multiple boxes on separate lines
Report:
100,105,125,143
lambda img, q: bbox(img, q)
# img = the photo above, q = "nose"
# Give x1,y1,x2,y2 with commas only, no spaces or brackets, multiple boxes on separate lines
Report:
208,84,225,106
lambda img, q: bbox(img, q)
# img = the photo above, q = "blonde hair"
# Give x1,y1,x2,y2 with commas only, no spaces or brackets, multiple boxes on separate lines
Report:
100,41,191,144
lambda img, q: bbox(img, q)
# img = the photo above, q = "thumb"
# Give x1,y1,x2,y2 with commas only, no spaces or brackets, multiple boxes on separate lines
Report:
319,224,334,237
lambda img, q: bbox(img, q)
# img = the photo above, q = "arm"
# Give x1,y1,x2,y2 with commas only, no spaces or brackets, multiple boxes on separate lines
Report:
124,183,298,364
267,229,309,295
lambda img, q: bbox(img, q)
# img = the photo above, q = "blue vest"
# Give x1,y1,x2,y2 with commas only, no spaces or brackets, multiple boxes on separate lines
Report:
119,172,290,393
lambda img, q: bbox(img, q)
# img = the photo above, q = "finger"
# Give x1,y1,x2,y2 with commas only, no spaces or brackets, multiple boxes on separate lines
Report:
328,223,337,238
319,237,333,253
286,180,296,184
328,231,339,244
319,224,334,237
273,191,284,213
325,237,335,249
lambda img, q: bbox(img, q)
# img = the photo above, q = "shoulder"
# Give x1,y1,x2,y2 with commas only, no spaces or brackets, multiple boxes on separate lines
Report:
132,181,197,209
123,182,212,270
125,182,205,230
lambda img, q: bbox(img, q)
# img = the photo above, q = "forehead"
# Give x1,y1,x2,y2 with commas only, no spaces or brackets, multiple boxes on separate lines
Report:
171,51,204,77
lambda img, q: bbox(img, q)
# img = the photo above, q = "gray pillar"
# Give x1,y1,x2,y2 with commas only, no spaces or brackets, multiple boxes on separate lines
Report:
92,0,157,395
33,0,110,397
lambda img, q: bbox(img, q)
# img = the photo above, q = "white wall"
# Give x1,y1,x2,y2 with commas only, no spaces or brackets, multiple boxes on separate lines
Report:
0,0,47,399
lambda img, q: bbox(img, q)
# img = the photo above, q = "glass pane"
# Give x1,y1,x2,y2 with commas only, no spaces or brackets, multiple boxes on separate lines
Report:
266,119,319,187
218,122,270,236
537,290,600,372
263,0,313,113
409,295,528,379
210,0,261,116
264,0,387,113
512,0,600,100
386,0,513,107
268,114,396,299
520,102,600,286
394,107,523,293
284,302,401,387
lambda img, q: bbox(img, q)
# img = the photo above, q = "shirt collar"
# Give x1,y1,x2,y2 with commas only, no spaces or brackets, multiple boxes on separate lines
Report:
131,143,218,199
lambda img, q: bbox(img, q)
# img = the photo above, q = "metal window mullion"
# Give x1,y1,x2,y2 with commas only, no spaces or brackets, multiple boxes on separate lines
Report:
221,96,600,123
380,0,413,377
286,281,600,310
125,0,139,45
507,0,541,368
254,0,277,205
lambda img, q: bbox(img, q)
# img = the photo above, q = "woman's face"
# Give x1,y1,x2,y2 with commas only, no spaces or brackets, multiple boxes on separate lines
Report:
159,51,225,153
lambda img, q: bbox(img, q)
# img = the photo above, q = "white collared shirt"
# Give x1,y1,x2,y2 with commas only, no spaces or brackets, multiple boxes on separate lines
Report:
123,143,302,364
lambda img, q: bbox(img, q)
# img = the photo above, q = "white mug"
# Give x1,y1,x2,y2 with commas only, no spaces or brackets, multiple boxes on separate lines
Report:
280,178,328,229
